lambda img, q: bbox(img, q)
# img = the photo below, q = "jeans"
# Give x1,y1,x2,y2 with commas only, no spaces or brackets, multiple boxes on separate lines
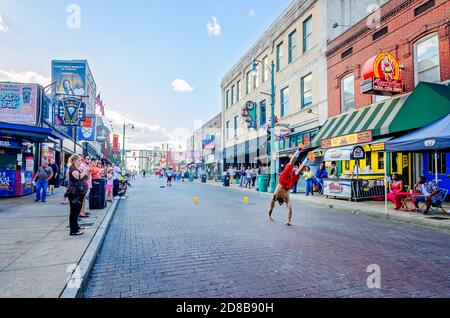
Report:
305,179,313,196
36,179,48,202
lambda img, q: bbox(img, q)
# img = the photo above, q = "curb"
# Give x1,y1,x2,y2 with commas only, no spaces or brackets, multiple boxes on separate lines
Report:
195,181,450,233
59,198,121,298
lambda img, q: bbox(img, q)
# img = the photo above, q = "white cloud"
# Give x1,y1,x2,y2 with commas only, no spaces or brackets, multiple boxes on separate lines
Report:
207,16,221,37
249,10,256,16
104,108,190,151
171,79,194,93
0,70,51,87
0,14,8,33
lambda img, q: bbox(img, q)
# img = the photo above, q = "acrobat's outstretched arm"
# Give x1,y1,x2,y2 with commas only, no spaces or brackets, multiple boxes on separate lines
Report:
289,144,305,166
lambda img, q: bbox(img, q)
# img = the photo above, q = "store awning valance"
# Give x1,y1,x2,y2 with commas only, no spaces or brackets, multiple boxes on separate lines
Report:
0,122,64,142
323,138,392,161
311,82,450,148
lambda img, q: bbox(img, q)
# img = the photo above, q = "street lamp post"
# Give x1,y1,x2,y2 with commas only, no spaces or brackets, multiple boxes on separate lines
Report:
253,59,277,193
122,123,134,167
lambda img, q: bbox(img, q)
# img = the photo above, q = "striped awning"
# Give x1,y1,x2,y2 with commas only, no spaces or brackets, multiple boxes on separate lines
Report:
312,82,450,148
311,94,410,148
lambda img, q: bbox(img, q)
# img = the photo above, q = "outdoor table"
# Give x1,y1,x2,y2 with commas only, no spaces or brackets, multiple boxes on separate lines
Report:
396,192,422,211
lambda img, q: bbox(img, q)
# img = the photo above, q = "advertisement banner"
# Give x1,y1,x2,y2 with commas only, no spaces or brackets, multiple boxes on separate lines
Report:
0,170,15,197
321,130,372,149
112,134,119,154
202,135,215,150
52,61,86,97
0,83,38,126
96,124,109,143
77,115,97,141
56,97,86,126
23,171,33,195
323,179,352,199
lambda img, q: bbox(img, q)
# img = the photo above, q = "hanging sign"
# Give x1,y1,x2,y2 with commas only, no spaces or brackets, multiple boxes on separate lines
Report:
362,52,404,95
242,101,257,129
57,97,86,126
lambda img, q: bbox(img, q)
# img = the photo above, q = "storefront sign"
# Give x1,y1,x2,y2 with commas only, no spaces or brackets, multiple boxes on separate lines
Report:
77,115,97,141
0,140,21,148
96,125,109,143
57,97,86,126
352,146,365,160
323,179,352,199
0,83,38,126
0,170,15,197
273,123,292,141
370,142,385,151
321,130,372,149
362,52,404,96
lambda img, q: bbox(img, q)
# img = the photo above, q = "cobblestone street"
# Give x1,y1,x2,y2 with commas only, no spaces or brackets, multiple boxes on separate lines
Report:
83,178,450,298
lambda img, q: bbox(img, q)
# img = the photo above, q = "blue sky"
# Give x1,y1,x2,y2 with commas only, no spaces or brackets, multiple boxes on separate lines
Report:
0,0,292,148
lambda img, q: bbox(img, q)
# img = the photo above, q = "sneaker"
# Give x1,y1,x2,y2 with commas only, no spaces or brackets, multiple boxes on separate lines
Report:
35,199,39,202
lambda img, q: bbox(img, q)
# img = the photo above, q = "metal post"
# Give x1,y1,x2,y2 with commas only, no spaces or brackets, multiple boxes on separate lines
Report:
434,151,438,184
122,123,126,166
269,61,277,193
384,151,388,214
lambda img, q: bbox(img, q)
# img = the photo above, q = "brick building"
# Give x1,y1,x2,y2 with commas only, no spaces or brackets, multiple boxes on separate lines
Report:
311,0,450,197
327,0,449,116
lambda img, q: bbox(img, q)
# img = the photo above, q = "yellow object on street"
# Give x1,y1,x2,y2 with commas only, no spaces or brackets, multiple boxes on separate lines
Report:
194,197,199,204
243,197,249,204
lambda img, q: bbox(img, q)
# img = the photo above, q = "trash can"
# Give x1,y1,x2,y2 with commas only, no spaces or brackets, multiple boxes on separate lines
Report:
257,175,269,192
223,175,230,187
89,178,107,210
201,174,207,183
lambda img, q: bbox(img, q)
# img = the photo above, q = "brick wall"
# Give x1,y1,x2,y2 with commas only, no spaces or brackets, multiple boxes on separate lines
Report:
327,0,450,117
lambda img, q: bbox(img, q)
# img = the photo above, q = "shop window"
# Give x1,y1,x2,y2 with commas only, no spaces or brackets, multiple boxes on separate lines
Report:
378,152,385,170
391,152,399,173
341,74,355,113
414,34,440,85
427,152,446,174
366,151,372,171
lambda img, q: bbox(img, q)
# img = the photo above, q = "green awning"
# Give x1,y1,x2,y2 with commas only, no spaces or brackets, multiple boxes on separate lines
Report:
311,82,450,147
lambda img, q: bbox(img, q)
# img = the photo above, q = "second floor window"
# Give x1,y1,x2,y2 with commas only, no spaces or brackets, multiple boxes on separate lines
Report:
246,71,251,94
414,33,440,85
231,85,235,105
234,116,239,138
260,100,267,126
281,87,289,117
341,74,355,113
276,42,284,72
303,16,312,53
226,121,230,140
253,65,259,89
226,90,229,109
262,56,269,82
288,30,297,63
301,73,312,108
237,80,241,101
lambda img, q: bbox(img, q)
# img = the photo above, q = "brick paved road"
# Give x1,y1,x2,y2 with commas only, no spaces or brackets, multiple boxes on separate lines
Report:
83,177,450,298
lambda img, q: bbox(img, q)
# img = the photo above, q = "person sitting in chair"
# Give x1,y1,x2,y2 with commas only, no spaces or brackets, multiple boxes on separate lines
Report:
412,176,443,215
387,174,405,210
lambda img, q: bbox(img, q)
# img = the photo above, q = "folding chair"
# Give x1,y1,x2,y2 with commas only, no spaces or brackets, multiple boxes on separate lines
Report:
429,189,448,215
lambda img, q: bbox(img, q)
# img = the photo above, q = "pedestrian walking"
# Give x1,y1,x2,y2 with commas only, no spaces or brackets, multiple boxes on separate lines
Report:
48,159,59,195
245,167,253,189
33,160,53,203
268,146,305,226
252,167,257,189
66,154,90,236
166,168,173,187
106,168,114,203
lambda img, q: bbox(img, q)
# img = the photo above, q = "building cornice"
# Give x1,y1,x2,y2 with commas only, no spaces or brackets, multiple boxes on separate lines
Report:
220,0,317,88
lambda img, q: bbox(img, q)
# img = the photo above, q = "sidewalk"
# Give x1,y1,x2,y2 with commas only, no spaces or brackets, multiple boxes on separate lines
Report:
0,187,117,298
194,179,450,232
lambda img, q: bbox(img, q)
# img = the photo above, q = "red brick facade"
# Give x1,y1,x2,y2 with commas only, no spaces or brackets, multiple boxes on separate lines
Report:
327,0,450,117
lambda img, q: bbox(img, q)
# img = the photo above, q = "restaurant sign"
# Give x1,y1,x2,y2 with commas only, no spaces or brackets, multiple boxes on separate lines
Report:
323,179,352,199
361,52,404,95
321,130,372,149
